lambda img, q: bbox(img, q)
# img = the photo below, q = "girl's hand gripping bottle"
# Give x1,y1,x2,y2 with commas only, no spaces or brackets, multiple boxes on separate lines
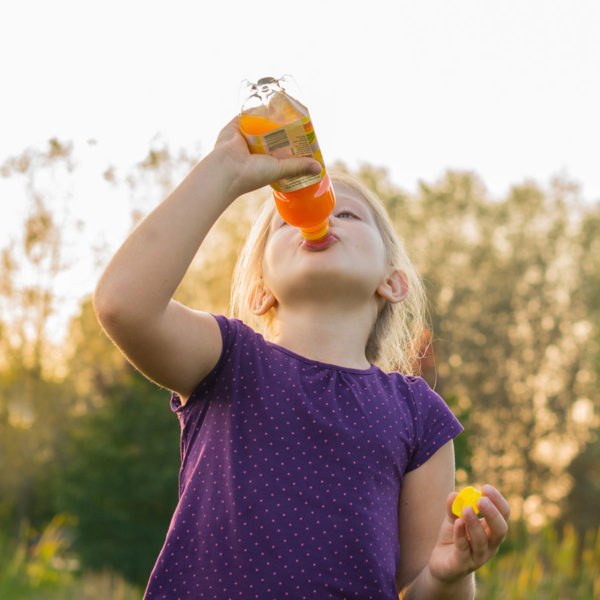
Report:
239,76,336,243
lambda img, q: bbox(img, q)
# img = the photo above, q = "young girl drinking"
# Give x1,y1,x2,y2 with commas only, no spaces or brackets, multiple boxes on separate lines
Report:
94,117,510,599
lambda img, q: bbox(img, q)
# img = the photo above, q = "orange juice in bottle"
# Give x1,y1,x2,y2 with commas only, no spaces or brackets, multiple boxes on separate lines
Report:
239,76,335,242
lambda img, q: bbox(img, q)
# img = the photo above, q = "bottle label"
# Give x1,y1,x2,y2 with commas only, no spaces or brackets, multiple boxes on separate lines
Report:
242,115,326,193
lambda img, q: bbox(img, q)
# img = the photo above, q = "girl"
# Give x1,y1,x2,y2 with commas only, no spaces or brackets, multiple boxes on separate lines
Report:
94,117,510,599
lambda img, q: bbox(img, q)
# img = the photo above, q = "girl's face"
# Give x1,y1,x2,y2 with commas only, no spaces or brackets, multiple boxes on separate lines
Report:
259,184,394,310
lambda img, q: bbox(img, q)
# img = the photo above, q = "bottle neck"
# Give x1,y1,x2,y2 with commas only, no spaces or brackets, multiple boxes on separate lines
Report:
300,221,329,241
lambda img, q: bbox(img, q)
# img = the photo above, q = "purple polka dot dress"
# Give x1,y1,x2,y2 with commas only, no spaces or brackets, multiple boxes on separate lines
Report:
143,315,462,599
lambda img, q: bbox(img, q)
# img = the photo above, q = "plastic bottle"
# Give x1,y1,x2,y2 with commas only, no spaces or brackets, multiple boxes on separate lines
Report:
239,76,335,242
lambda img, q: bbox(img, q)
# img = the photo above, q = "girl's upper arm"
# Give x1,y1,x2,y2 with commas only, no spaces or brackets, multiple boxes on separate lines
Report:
396,440,456,590
98,300,222,403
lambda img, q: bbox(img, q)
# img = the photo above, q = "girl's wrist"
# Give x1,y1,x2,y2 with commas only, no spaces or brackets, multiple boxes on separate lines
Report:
204,144,257,202
422,565,475,599
196,147,241,206
403,565,474,600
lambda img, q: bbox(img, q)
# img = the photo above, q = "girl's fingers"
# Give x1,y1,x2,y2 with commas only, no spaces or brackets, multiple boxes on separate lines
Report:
443,486,510,574
274,157,322,180
215,116,243,144
453,517,471,553
482,484,511,521
446,491,459,518
476,497,509,547
461,506,489,561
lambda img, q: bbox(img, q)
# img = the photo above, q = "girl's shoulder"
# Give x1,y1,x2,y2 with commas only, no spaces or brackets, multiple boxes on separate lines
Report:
376,369,433,394
378,371,457,421
209,314,267,352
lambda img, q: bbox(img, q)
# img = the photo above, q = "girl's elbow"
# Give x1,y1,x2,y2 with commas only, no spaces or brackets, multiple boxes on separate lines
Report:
93,283,131,332
93,289,120,332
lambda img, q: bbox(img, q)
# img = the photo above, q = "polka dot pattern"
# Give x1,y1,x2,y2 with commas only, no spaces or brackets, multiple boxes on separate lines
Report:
144,316,462,599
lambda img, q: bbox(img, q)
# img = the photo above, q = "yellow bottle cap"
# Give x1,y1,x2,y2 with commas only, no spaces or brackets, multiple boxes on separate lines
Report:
300,221,329,241
451,486,483,518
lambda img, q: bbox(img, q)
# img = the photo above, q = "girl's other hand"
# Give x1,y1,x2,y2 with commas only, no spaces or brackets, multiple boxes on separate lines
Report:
213,116,322,199
427,484,510,584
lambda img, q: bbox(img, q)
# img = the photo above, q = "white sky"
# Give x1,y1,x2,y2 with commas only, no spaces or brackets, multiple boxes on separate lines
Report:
1,0,599,339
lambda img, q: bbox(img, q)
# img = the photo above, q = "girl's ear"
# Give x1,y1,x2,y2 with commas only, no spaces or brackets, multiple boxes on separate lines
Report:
250,282,278,315
376,268,409,304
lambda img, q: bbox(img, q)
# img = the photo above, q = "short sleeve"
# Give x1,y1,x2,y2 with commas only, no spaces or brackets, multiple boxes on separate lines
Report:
404,376,464,472
170,314,238,414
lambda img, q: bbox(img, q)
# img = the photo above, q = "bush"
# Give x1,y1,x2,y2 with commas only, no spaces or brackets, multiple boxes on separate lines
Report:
54,372,180,586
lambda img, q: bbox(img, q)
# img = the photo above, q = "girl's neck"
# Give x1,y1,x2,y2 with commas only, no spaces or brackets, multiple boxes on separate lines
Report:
272,303,376,370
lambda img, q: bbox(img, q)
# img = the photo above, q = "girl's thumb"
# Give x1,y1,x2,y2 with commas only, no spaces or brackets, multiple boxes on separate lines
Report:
276,158,322,180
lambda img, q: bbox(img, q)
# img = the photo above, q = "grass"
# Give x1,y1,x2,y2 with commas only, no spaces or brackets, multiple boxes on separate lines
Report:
476,524,600,599
2,515,599,599
0,515,141,600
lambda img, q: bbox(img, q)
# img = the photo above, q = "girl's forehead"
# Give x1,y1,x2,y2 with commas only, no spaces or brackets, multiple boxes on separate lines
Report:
333,185,376,218
333,185,365,207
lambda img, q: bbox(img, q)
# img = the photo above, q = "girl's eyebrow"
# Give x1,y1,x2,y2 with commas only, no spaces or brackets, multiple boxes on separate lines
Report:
338,200,365,212
335,192,364,208
335,196,371,219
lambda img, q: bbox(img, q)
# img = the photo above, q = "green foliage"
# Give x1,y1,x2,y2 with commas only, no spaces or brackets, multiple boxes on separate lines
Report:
365,166,599,527
0,515,141,599
64,297,132,401
2,517,600,599
0,367,76,536
476,524,600,599
449,400,474,484
2,139,600,594
0,138,74,374
0,515,76,596
54,370,180,586
564,430,600,536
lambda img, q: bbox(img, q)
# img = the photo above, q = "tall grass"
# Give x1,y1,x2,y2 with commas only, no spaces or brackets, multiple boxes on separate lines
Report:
476,524,600,599
2,515,599,599
0,515,141,600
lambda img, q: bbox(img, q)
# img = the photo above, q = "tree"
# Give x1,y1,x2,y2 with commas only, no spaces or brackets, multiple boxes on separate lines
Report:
0,140,77,536
372,169,597,528
64,297,131,405
562,200,600,537
54,369,180,586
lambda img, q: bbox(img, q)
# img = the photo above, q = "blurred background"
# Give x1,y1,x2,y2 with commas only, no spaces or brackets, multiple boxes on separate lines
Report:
1,1,599,598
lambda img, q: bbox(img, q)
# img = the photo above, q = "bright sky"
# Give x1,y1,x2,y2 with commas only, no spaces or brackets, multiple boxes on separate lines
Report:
1,0,599,339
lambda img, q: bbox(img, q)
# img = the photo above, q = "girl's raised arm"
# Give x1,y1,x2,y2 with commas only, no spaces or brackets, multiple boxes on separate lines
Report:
93,118,321,402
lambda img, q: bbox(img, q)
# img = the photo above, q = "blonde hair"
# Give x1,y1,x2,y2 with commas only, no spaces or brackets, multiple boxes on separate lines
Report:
230,170,428,374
